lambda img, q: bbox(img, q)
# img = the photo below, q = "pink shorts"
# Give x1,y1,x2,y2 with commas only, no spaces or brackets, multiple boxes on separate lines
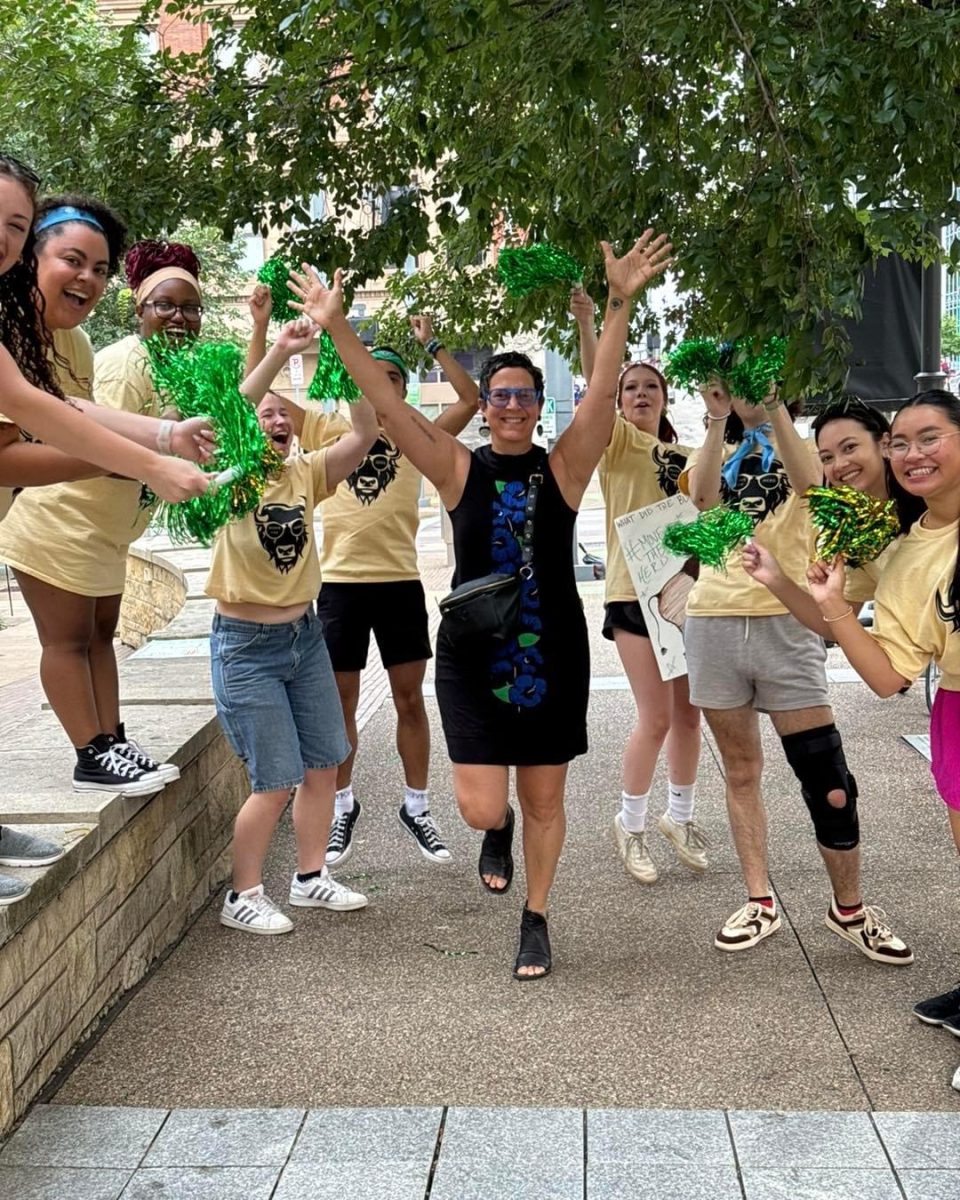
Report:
930,687,960,811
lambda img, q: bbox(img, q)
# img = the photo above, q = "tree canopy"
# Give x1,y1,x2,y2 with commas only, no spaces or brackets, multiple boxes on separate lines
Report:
4,0,960,389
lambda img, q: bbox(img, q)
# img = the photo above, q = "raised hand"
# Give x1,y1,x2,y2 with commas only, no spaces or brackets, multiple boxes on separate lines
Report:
601,229,673,300
699,379,732,420
569,287,596,326
275,316,318,358
409,314,434,345
170,417,216,463
287,264,345,329
249,283,272,328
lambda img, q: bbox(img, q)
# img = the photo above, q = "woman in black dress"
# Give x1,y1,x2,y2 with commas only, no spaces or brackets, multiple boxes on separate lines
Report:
289,230,671,978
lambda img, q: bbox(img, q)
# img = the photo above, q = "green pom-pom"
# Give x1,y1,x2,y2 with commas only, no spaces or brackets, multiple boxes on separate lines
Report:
147,338,285,545
256,255,299,324
307,331,361,403
663,339,722,390
662,506,755,569
496,243,583,297
724,337,787,406
804,484,900,568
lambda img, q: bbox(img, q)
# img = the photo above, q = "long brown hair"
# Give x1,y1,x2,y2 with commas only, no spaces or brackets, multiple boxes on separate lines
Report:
616,361,677,443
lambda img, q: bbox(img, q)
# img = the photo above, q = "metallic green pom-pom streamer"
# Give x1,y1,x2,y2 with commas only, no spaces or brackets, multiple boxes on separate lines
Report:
663,339,722,390
307,331,361,403
496,243,584,297
662,506,755,569
664,336,787,405
147,338,285,545
804,485,900,568
256,255,299,324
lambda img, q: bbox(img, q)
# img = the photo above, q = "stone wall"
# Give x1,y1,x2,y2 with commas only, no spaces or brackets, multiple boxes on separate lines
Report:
118,547,187,650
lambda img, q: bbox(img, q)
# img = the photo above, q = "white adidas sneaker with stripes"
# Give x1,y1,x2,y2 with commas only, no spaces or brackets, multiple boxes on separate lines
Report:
289,868,368,911
220,884,293,934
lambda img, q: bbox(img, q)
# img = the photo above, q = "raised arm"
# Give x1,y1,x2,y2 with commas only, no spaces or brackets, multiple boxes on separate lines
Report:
288,266,470,508
551,230,672,508
764,386,821,493
0,347,209,501
240,317,317,411
686,382,732,510
244,284,272,379
410,314,480,435
324,397,379,487
570,287,598,384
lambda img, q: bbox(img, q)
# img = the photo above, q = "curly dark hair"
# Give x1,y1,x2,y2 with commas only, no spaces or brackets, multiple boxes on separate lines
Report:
479,350,544,398
0,154,63,398
124,239,202,292
34,193,127,277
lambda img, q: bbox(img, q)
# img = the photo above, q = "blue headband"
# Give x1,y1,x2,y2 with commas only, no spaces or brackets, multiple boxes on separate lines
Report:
35,206,105,235
371,347,409,382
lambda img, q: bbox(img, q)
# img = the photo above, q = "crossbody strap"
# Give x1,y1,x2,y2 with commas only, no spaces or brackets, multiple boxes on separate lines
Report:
519,472,543,576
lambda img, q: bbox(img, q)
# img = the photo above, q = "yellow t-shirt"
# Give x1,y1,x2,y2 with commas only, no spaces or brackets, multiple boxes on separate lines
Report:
300,407,422,583
0,331,159,596
871,517,960,690
205,451,333,605
600,417,693,602
681,435,817,617
843,538,902,604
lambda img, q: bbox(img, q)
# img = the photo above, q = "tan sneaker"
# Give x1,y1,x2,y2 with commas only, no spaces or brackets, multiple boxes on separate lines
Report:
613,813,658,884
657,812,709,872
714,901,780,952
825,902,914,965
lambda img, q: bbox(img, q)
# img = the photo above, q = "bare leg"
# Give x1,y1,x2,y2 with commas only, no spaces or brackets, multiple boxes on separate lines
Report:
91,593,123,736
703,705,768,896
387,659,429,790
948,807,960,855
514,763,568,977
292,766,337,875
665,672,702,788
333,670,361,790
232,788,291,892
453,762,510,888
771,706,861,908
614,629,678,794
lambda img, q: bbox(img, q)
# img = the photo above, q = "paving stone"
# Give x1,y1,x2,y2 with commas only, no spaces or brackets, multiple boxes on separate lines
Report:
147,599,216,642
873,1112,960,1168
289,1107,442,1163
439,1106,582,1163
728,1110,887,1169
900,1169,960,1199
588,1162,743,1199
131,638,211,660
273,1160,431,1200
741,1167,903,1199
587,1108,734,1164
142,1108,304,1167
0,1166,131,1199
122,1165,281,1198
0,1105,167,1168
429,1157,582,1200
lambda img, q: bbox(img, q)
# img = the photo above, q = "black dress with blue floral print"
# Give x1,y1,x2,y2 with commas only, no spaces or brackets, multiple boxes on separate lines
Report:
435,446,589,765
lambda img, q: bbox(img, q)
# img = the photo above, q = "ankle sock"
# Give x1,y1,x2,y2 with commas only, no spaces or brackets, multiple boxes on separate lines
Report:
334,786,354,817
296,867,327,883
834,896,863,917
620,790,649,833
749,894,775,911
404,785,429,817
667,781,696,824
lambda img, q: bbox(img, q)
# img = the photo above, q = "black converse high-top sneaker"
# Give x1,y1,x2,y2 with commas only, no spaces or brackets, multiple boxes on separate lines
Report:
73,733,166,797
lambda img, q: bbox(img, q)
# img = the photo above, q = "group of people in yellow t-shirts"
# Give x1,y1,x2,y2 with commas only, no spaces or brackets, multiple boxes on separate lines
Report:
0,159,956,1085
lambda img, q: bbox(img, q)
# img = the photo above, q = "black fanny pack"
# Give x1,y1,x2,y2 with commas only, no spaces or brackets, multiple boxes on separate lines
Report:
439,471,542,645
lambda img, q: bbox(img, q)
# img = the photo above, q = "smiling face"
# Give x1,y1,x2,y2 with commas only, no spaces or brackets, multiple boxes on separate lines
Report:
0,177,33,278
618,365,665,435
136,276,202,343
816,417,888,498
257,392,295,453
889,404,960,503
481,366,541,450
35,223,110,330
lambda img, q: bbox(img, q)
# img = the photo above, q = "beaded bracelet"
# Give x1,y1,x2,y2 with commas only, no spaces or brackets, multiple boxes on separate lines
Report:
822,607,854,623
706,411,731,422
425,337,443,357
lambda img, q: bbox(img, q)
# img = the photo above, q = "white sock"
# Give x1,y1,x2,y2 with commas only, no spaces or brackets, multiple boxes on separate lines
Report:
620,790,649,833
404,785,429,817
667,782,696,824
334,786,354,817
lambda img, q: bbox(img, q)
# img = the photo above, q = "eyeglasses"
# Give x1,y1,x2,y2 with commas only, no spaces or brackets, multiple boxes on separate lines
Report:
483,387,541,408
142,300,204,320
887,431,960,458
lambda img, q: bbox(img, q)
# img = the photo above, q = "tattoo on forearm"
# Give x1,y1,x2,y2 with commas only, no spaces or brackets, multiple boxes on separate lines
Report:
609,297,624,310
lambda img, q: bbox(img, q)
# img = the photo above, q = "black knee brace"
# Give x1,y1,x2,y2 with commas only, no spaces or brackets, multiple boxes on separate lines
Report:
780,723,860,850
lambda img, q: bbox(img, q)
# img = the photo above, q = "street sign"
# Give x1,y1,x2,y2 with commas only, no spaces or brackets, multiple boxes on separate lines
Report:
541,395,557,439
406,373,421,407
288,354,304,387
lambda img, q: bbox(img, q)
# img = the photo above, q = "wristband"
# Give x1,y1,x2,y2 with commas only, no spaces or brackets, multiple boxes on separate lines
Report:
157,419,174,455
425,337,443,357
706,411,731,422
822,607,854,623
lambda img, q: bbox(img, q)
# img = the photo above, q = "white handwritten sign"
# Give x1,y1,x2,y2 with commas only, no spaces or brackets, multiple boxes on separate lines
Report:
614,494,699,681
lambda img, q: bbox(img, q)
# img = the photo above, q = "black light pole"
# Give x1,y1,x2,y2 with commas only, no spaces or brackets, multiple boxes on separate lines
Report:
915,233,947,392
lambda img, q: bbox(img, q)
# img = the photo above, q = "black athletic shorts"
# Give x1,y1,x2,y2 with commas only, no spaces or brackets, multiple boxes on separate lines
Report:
602,600,649,642
317,580,432,671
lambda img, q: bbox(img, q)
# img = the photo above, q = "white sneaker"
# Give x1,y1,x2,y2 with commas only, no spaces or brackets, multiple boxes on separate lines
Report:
952,1064,960,1094
289,868,368,911
657,812,709,872
825,902,914,965
613,813,658,884
220,885,293,935
715,901,781,952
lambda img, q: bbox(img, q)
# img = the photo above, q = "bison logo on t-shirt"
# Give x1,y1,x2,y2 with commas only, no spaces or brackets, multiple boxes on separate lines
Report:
254,498,308,573
653,445,688,497
720,453,790,524
347,436,402,505
936,586,960,634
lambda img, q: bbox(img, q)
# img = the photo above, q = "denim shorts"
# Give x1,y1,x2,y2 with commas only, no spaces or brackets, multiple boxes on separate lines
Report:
210,609,350,793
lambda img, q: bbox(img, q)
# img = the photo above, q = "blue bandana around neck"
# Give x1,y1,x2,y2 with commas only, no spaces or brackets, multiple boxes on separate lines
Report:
721,422,775,489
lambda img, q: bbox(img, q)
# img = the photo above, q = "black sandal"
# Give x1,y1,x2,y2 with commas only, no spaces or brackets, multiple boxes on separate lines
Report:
478,805,515,895
513,905,552,981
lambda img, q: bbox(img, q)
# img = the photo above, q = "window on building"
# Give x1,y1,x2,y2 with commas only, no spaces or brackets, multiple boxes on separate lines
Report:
239,227,265,272
422,347,492,384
